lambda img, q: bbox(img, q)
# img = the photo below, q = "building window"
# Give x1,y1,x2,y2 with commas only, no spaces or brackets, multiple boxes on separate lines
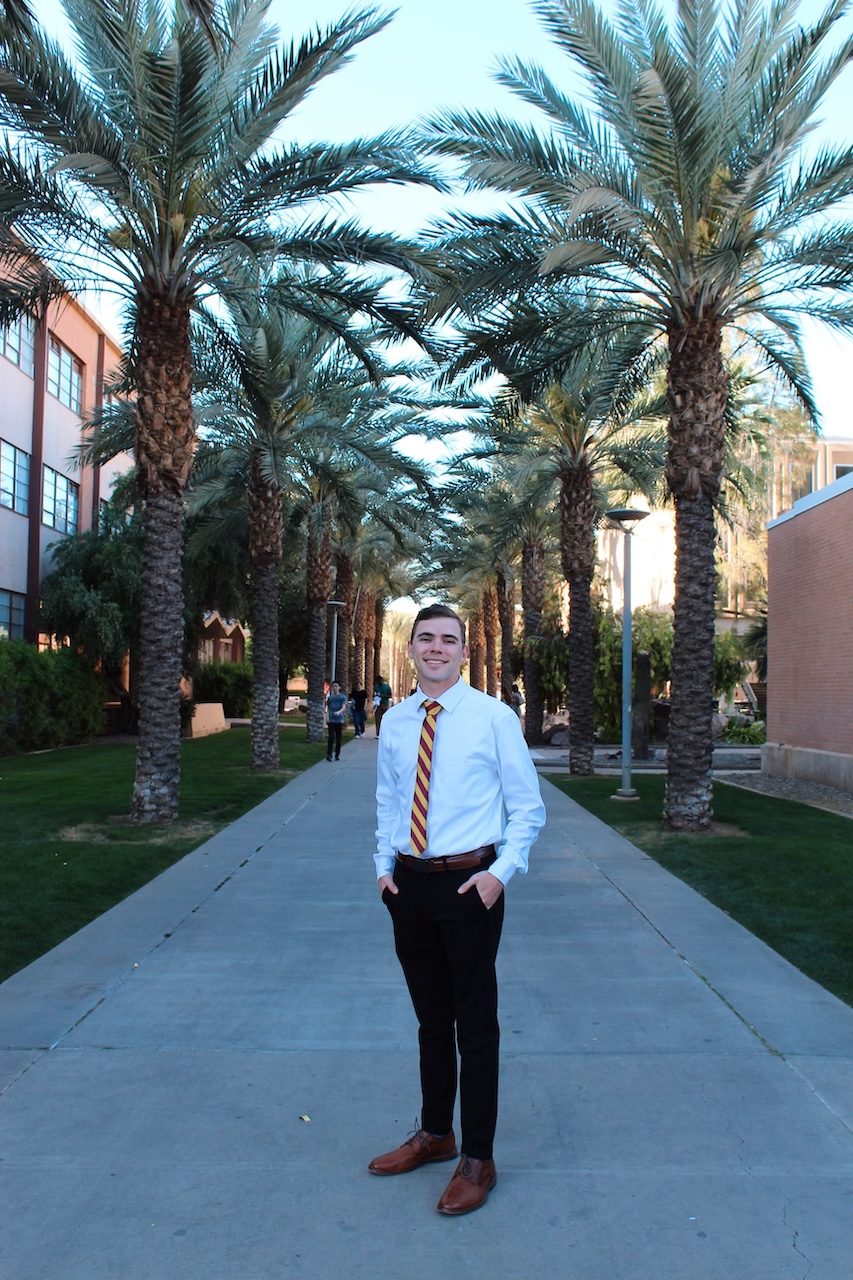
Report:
0,315,36,376
0,588,26,640
47,335,83,413
1,439,30,515
835,464,853,481
42,465,79,534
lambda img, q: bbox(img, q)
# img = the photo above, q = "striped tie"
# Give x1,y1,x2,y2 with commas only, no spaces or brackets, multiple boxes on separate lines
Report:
410,700,442,856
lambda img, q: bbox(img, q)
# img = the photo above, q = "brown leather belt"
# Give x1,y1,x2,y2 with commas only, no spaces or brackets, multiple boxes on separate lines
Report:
395,845,496,873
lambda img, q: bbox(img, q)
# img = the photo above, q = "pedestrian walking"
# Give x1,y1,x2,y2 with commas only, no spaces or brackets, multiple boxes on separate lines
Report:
350,683,368,738
325,681,347,761
373,674,392,737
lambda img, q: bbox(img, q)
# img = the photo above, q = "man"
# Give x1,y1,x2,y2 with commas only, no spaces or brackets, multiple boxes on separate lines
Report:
325,681,347,761
370,604,545,1215
373,674,392,737
350,683,368,738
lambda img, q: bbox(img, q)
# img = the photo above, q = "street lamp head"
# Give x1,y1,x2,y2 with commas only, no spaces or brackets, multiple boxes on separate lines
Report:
604,508,649,533
327,600,345,608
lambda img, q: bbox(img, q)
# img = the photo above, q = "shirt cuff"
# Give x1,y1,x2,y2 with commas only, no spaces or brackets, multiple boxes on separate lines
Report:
374,852,396,880
489,853,520,886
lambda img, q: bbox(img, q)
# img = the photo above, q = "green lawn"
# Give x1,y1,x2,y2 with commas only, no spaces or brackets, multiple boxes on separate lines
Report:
546,774,853,1006
0,728,337,982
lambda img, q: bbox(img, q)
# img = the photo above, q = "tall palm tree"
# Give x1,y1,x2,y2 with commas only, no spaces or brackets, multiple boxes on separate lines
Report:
428,0,853,827
189,305,348,769
0,0,440,820
504,336,665,774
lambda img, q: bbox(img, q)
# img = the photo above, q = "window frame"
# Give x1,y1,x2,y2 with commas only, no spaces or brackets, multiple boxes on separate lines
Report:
42,464,79,535
1,439,31,516
47,334,84,414
0,587,26,640
0,315,36,377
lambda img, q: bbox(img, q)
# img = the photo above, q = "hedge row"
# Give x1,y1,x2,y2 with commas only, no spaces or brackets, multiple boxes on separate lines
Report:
0,640,106,755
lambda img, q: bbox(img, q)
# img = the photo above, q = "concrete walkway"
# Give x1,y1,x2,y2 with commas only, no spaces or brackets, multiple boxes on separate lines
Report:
2,737,852,1280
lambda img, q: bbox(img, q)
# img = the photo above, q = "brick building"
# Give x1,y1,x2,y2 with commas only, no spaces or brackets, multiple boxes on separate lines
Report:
763,472,853,793
0,296,128,644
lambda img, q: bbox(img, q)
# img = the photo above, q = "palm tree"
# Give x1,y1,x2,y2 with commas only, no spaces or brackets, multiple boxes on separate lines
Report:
189,305,349,769
503,335,665,774
0,0,440,820
428,0,853,827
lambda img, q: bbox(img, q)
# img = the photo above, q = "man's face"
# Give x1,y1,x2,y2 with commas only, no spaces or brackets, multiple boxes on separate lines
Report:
408,617,469,695
331,683,340,694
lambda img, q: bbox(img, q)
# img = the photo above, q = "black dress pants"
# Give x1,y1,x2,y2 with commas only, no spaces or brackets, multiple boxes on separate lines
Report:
383,858,505,1161
326,722,342,758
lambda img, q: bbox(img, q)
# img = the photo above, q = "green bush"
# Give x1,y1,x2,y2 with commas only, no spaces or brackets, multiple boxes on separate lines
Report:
0,641,106,755
593,607,674,740
714,631,748,703
720,720,767,745
592,607,748,740
192,660,254,718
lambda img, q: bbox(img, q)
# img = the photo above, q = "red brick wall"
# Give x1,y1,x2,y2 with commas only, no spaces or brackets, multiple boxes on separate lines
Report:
767,482,853,754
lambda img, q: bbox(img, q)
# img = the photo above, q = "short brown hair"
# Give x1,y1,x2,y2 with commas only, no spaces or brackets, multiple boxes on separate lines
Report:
410,603,466,645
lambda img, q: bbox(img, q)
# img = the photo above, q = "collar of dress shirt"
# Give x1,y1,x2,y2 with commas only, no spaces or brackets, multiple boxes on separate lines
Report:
416,676,466,713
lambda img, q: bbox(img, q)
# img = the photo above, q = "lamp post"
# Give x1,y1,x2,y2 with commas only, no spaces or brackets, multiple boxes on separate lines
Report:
605,508,649,801
327,600,345,687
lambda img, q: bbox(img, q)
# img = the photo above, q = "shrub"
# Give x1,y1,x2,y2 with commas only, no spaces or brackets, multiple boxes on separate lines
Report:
592,607,748,740
720,720,767,745
593,606,674,740
714,631,748,704
192,660,254,718
0,641,106,755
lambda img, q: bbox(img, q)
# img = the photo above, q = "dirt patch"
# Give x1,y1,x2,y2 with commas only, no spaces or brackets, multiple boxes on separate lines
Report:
59,819,218,846
708,821,749,838
626,820,749,843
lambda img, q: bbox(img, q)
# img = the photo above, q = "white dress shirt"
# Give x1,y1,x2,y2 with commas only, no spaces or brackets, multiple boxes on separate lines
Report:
375,678,546,885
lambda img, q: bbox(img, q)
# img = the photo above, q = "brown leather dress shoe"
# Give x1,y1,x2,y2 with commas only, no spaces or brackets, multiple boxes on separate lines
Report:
368,1129,457,1176
437,1156,497,1215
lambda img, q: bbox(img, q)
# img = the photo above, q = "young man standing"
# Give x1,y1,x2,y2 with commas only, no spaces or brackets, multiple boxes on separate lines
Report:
325,681,347,761
370,604,545,1215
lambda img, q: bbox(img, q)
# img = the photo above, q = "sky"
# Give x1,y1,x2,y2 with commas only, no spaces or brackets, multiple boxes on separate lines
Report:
33,0,853,434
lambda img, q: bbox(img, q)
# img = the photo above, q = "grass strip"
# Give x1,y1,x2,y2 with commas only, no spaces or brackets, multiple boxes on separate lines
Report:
0,728,340,982
545,773,853,1006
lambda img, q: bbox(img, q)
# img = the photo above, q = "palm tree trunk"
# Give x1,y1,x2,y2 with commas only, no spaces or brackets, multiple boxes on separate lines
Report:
496,568,515,705
468,604,485,690
567,572,594,774
664,319,727,830
363,590,376,701
664,492,717,827
374,596,386,688
131,489,185,821
352,586,366,689
521,537,546,745
131,294,195,824
561,466,597,776
306,515,331,743
483,584,499,698
306,600,327,742
251,561,280,770
248,453,283,771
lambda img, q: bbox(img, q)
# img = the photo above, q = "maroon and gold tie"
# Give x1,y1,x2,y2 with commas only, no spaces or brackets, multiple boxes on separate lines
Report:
410,700,442,855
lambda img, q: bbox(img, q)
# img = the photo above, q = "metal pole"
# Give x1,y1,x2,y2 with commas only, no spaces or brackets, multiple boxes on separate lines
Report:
327,600,345,688
330,609,339,687
605,508,646,803
616,527,635,798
